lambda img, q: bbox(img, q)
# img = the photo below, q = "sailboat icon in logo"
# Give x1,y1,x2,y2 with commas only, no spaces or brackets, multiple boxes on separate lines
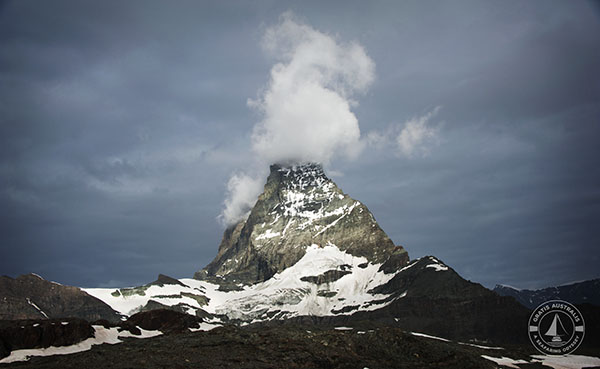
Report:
544,313,567,346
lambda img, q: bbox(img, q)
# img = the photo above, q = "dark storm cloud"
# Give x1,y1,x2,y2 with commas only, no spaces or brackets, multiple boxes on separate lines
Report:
1,0,598,289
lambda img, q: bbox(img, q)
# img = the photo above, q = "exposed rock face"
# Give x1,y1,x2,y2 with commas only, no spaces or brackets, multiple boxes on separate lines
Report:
0,274,121,323
300,269,352,285
0,318,94,359
195,163,408,286
126,309,204,334
149,274,188,288
138,300,211,319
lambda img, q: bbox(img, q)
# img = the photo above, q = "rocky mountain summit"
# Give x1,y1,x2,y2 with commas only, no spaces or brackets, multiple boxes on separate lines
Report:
195,163,408,287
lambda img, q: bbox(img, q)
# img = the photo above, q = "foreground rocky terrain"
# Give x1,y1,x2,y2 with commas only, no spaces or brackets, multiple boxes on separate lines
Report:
0,322,571,369
2,309,599,368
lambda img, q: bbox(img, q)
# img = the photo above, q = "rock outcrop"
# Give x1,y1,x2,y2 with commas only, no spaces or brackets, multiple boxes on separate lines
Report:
0,318,95,359
195,163,408,286
0,274,122,323
126,309,204,334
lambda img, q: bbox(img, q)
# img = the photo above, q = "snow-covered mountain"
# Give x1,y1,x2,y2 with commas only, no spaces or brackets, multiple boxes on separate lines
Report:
85,249,438,323
196,163,409,287
86,163,411,321
83,163,529,343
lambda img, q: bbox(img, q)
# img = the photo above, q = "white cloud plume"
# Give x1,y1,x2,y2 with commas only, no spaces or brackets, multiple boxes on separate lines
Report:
249,11,374,165
221,12,375,226
366,107,441,158
396,106,441,157
220,173,265,226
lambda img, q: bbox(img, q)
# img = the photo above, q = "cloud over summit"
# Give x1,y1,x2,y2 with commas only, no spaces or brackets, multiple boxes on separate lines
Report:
249,12,374,165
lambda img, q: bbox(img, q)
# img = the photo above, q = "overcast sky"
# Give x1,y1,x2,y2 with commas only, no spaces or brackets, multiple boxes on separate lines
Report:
1,0,599,289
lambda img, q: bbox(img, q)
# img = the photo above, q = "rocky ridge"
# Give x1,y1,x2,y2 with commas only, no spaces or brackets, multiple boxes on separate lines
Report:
0,274,121,323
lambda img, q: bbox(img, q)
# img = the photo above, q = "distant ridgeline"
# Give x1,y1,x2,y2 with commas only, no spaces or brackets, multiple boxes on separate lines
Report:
493,279,600,309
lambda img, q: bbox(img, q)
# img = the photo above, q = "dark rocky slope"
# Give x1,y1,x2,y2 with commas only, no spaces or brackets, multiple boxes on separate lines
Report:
0,325,509,369
0,274,121,323
3,309,598,368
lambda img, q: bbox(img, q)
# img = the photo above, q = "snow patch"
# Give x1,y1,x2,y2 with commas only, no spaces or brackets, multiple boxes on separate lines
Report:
397,260,419,273
313,202,359,237
530,354,600,369
426,263,448,272
482,354,600,369
26,298,49,319
458,342,503,350
188,323,222,332
410,332,450,342
481,355,528,368
118,326,162,338
255,229,281,240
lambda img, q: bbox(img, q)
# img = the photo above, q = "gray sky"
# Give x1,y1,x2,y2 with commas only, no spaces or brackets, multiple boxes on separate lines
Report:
1,0,599,289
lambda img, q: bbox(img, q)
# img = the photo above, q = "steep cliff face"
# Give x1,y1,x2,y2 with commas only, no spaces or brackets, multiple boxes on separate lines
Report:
195,163,408,286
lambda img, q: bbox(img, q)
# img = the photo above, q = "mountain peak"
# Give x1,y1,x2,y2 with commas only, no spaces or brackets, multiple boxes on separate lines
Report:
195,164,408,287
270,162,324,173
268,162,328,191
